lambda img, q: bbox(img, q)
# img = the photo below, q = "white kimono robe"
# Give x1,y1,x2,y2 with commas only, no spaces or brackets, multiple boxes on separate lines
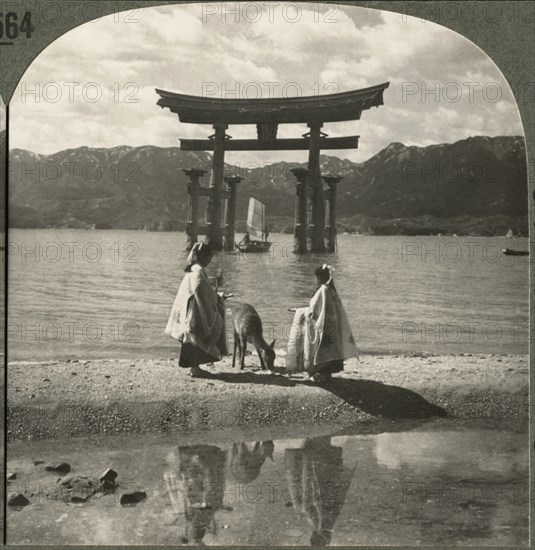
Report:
165,264,227,359
286,284,358,374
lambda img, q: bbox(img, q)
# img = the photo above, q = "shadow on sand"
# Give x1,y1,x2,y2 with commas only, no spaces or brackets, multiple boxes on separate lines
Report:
210,370,298,387
209,366,447,420
321,377,448,420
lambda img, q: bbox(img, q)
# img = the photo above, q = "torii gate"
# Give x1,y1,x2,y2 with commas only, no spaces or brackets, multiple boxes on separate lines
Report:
156,82,389,252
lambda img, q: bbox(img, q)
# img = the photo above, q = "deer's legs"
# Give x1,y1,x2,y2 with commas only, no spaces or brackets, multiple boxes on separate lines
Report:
240,337,247,370
232,331,239,368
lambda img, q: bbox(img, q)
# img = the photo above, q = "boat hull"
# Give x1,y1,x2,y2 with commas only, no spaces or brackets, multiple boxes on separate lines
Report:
235,241,272,253
502,248,529,256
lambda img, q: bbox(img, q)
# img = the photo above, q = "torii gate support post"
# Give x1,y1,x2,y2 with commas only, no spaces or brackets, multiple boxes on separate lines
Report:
206,122,228,250
224,174,241,251
183,168,206,251
322,175,341,253
291,167,309,254
307,123,326,253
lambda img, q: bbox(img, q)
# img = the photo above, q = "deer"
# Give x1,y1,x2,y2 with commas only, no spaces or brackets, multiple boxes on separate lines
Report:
229,441,274,484
232,303,276,371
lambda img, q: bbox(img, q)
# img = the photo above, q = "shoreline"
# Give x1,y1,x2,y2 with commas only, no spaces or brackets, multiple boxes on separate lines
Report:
8,349,529,365
7,353,528,441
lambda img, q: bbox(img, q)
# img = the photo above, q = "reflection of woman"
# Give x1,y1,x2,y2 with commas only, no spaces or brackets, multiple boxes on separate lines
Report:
284,436,354,546
178,445,227,545
165,242,228,378
286,265,358,383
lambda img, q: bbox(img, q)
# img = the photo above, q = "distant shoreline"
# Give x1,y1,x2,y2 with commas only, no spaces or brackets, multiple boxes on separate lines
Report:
6,226,530,238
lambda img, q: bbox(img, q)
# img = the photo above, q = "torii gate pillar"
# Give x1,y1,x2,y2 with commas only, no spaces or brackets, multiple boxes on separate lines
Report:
307,123,326,253
291,167,309,254
206,123,228,250
183,168,207,251
224,174,241,251
323,175,342,253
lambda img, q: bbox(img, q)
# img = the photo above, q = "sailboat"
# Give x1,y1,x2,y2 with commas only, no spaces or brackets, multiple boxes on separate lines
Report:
502,248,528,256
502,229,528,255
235,197,271,253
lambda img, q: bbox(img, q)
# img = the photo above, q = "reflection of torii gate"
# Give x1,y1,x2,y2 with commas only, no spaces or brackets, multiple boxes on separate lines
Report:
156,82,389,252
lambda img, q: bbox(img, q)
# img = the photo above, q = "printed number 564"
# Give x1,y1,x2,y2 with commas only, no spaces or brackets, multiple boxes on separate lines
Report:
0,12,34,40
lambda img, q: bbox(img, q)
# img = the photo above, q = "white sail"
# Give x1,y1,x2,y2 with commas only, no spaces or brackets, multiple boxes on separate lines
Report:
247,198,265,239
506,229,513,238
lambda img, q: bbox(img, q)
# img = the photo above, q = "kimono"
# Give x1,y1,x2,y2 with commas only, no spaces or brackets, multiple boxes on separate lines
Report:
165,264,228,366
286,284,358,375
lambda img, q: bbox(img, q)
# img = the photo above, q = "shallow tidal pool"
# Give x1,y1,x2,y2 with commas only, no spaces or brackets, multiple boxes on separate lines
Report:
7,418,528,546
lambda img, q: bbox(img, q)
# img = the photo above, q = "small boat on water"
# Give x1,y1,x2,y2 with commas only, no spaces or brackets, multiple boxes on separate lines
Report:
502,248,528,256
236,240,271,253
235,197,271,253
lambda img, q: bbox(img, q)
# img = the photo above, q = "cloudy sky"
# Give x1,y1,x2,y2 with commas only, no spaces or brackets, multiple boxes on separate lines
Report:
6,2,524,163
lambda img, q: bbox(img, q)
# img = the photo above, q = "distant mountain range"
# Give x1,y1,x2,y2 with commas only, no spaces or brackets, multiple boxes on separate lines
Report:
3,131,528,235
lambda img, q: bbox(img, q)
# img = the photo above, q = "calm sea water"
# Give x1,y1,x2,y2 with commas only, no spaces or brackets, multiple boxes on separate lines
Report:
6,229,529,361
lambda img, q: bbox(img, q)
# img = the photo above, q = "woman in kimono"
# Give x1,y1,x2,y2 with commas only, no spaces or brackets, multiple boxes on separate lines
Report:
165,242,228,378
286,265,358,384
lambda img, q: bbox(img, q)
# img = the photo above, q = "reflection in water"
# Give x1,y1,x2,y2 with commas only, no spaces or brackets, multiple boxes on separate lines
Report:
168,441,277,545
8,423,527,545
176,445,227,545
374,430,527,477
284,436,355,546
166,436,355,546
230,441,274,484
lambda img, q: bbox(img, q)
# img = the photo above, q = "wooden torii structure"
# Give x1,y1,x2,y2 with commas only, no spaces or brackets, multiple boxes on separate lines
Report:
156,82,389,252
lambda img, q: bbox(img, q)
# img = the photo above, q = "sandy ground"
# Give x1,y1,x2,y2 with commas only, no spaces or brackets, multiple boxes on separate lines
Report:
7,353,528,440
